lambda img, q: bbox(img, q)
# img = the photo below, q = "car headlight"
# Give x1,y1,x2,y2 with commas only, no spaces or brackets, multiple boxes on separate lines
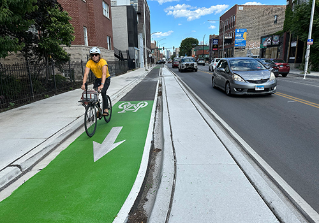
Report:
269,72,276,81
232,74,245,82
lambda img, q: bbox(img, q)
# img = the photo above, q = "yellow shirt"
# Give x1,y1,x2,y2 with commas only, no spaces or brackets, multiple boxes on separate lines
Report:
86,58,110,78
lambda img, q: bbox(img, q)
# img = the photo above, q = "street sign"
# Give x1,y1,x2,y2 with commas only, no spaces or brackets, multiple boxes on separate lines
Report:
307,39,313,45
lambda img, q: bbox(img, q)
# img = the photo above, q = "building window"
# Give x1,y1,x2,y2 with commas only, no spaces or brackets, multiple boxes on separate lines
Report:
103,1,110,18
274,15,278,24
107,36,112,50
83,26,88,46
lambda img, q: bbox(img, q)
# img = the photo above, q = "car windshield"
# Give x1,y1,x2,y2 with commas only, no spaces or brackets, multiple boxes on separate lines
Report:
259,59,275,64
273,59,285,63
229,59,266,71
182,58,195,62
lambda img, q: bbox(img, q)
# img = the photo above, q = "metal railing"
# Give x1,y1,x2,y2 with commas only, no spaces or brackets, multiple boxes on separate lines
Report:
0,60,129,111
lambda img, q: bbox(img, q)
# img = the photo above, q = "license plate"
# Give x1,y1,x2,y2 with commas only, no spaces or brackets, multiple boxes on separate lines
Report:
255,85,264,91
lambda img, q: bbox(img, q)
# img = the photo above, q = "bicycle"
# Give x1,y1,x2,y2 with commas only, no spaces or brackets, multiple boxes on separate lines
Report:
79,83,112,137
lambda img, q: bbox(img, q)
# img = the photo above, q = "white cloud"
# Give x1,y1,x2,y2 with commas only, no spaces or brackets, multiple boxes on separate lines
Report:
178,23,182,25
164,4,229,21
192,30,196,32
153,0,180,5
209,25,216,29
152,31,174,38
243,2,264,5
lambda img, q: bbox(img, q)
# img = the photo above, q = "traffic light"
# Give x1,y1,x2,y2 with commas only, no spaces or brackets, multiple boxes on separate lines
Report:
173,46,175,50
163,47,164,50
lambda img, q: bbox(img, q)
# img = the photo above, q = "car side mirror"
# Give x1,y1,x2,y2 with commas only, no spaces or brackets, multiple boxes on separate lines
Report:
218,67,225,72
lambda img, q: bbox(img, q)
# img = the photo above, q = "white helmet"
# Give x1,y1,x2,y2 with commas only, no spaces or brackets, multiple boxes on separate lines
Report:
90,47,100,54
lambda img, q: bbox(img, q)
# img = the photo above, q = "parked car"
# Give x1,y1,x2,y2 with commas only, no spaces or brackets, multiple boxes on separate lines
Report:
172,58,180,68
179,57,198,72
209,58,220,71
197,59,205,66
212,57,277,96
255,58,279,77
156,60,165,64
269,58,290,77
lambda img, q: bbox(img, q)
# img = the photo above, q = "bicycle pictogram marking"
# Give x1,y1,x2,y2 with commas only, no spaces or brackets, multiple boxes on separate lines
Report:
118,101,148,113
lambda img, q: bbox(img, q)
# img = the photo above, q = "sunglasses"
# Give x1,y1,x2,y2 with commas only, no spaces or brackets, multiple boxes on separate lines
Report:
91,54,99,57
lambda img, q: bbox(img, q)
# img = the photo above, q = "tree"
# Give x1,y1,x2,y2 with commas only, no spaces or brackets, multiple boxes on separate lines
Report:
20,0,75,64
179,38,198,57
0,0,37,58
286,1,319,70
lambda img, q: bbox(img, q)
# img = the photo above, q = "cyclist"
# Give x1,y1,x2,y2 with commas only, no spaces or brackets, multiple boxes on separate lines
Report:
81,47,110,116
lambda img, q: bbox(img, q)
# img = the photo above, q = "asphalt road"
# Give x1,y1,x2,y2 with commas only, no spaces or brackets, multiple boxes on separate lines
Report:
168,64,319,214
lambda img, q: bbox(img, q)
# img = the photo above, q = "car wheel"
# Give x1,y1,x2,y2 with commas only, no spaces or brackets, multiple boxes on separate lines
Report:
195,69,198,72
225,82,232,96
209,67,211,71
282,73,288,77
212,77,216,88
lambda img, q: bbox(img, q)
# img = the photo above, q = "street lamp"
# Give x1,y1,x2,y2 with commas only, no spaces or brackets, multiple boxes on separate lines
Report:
208,20,225,58
157,38,166,61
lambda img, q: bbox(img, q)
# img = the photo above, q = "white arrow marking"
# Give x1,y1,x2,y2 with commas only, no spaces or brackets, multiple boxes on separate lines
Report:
93,127,125,162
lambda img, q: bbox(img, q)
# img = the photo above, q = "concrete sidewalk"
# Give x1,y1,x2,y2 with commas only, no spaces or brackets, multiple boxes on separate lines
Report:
0,67,150,190
149,67,304,223
289,67,319,78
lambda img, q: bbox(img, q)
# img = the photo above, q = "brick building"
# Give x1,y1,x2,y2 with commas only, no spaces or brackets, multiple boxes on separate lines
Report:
111,0,151,68
219,4,286,58
58,0,115,62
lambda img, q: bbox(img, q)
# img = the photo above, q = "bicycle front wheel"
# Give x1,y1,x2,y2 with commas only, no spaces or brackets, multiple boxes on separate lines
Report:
104,95,112,123
84,105,97,137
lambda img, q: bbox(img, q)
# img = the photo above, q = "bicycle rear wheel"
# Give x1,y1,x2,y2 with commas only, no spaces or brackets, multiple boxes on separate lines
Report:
84,105,97,137
103,95,112,123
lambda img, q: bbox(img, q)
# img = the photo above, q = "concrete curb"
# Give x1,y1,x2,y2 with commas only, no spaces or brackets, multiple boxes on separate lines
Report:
0,117,84,190
113,67,159,223
148,69,176,223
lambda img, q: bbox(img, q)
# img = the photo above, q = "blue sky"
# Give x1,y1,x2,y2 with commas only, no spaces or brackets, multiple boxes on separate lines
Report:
148,0,287,51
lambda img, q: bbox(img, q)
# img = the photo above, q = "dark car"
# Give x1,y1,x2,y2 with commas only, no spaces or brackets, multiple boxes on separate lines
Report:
212,57,277,96
172,58,180,68
269,58,290,77
255,58,279,77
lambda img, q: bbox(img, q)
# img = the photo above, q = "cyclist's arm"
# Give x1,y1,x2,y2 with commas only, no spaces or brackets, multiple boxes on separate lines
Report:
81,67,91,90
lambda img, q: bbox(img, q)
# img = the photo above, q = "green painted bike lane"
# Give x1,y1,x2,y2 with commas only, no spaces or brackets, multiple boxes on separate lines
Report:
0,100,154,223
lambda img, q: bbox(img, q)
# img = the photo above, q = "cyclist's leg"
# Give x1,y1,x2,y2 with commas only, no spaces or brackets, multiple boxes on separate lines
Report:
101,77,110,114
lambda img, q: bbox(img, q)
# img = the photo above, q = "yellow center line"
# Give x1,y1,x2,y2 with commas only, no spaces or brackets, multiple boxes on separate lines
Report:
275,92,319,108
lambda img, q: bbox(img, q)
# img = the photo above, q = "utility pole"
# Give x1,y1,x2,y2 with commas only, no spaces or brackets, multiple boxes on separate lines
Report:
304,0,316,79
144,0,148,70
203,34,206,60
